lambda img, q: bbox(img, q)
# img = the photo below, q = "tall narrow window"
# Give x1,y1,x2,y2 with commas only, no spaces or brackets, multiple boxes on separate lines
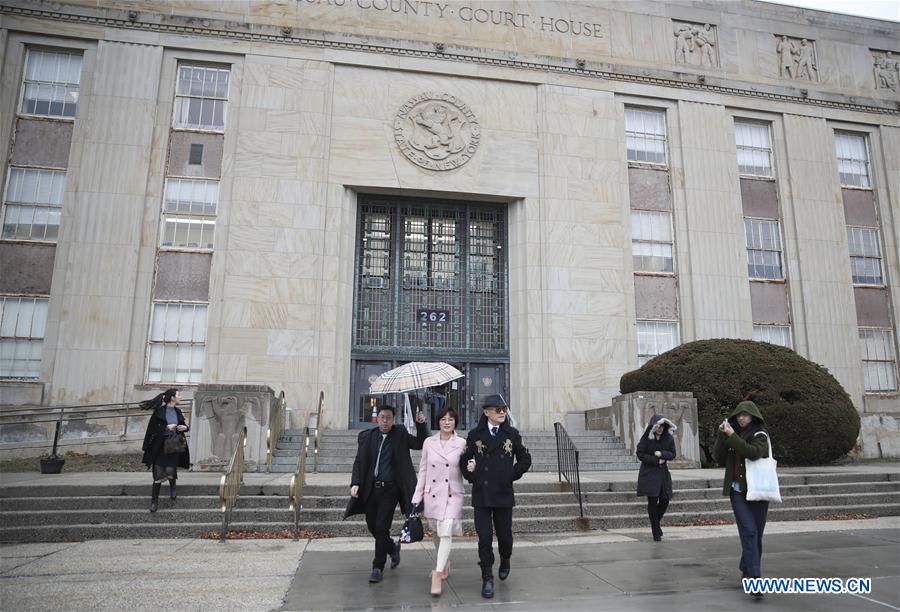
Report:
2,167,66,240
631,210,674,273
402,216,428,289
846,226,883,285
636,320,678,366
21,49,83,118
160,178,218,249
625,108,667,165
0,297,48,378
469,219,498,292
147,302,207,383
834,132,870,188
744,218,783,280
859,328,897,392
173,64,230,131
735,121,773,177
753,324,792,348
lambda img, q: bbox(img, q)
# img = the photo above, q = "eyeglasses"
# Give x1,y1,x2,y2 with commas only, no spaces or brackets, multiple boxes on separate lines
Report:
488,406,508,413
439,417,455,423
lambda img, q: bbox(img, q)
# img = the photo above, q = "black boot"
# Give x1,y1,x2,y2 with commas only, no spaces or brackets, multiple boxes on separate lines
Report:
479,563,494,599
499,557,510,580
169,479,177,501
149,482,161,513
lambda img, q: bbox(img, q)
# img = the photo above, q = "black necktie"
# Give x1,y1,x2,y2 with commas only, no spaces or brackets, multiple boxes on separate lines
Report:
491,426,498,436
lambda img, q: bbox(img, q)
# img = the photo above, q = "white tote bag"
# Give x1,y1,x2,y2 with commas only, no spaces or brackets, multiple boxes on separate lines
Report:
745,432,782,503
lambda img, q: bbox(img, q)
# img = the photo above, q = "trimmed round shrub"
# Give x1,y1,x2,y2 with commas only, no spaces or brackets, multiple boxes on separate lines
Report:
620,339,859,466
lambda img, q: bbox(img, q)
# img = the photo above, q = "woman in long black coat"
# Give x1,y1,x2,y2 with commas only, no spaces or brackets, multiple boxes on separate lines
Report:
141,389,190,513
636,415,677,541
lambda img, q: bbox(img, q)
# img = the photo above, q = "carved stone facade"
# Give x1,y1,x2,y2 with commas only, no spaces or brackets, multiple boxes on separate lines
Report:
0,0,897,462
775,35,819,82
672,21,718,68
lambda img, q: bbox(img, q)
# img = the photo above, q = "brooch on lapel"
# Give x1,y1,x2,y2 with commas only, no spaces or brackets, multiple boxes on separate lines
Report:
503,438,513,456
475,440,484,455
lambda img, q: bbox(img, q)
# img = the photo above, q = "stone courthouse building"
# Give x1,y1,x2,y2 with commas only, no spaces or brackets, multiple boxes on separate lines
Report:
0,0,898,455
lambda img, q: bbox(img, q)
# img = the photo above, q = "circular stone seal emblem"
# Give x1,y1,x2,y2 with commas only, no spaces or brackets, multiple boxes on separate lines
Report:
394,92,481,171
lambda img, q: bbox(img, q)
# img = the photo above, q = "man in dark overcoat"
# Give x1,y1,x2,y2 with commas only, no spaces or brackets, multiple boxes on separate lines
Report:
459,394,531,598
344,404,428,583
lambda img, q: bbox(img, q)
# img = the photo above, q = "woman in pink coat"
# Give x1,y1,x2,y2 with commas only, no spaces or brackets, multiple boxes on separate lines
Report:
411,407,466,597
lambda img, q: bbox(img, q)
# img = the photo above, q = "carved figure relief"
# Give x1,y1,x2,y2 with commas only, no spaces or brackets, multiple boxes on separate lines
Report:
873,50,899,91
672,21,718,67
196,393,265,460
774,35,818,81
394,92,480,171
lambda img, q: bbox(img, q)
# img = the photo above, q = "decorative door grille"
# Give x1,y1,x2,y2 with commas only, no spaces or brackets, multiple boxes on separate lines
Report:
353,195,508,356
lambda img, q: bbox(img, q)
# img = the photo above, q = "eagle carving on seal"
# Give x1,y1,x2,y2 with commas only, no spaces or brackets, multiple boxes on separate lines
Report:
394,92,481,171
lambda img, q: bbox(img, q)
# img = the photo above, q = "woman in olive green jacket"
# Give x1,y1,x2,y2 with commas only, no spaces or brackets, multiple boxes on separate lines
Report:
713,400,771,591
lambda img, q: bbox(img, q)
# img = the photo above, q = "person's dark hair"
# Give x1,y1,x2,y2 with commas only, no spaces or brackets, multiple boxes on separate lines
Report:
436,407,458,428
140,388,179,411
378,404,396,416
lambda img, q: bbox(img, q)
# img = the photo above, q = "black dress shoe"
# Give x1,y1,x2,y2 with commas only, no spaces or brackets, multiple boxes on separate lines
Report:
481,576,494,599
368,568,383,583
652,534,661,542
390,541,401,569
498,558,510,580
170,485,177,501
149,499,158,513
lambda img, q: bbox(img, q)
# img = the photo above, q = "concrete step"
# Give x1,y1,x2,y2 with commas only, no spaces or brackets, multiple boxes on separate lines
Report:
5,491,898,528
3,481,896,511
4,502,897,542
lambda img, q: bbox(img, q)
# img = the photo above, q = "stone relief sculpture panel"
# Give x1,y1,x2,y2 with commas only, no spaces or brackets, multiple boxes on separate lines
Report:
672,21,718,67
196,393,266,461
872,50,899,91
775,35,818,81
394,92,481,171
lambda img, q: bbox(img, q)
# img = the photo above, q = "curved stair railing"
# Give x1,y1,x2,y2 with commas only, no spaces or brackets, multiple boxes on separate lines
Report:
288,391,324,540
218,426,248,542
554,422,588,528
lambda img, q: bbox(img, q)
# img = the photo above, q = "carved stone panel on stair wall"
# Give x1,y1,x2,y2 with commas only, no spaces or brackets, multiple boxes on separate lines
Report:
774,35,818,82
609,391,701,468
672,21,718,68
191,384,274,471
872,50,899,92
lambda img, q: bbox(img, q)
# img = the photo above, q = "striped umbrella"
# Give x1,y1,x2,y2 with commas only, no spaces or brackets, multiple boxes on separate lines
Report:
369,362,464,395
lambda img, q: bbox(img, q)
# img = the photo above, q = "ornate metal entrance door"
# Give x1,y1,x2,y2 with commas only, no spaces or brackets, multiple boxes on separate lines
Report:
350,195,509,428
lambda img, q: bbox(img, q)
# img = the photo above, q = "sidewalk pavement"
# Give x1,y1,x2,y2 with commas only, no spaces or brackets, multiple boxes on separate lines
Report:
1,519,897,611
2,462,898,488
1,464,899,611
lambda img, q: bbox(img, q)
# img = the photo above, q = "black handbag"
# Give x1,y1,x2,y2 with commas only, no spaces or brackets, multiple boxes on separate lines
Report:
163,432,187,455
398,508,424,544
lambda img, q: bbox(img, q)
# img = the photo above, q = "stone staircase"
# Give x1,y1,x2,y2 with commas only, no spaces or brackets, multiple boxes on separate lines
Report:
269,428,640,473
2,472,898,542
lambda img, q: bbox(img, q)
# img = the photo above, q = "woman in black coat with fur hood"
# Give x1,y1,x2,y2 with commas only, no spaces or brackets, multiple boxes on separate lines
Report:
636,415,677,541
141,389,190,513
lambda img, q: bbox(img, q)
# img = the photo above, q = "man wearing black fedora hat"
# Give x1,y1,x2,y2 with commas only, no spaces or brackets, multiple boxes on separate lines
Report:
459,394,531,598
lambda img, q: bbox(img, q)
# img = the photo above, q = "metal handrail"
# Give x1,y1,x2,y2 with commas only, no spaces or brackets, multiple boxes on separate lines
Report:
313,391,323,473
0,402,193,452
218,426,248,543
267,391,286,468
288,425,312,541
554,422,585,519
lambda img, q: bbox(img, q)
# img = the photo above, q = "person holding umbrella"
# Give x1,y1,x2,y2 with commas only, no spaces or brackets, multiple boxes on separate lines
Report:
459,394,531,599
344,404,428,584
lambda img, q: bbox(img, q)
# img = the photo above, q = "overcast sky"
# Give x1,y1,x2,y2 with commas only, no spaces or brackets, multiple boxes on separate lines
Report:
759,0,900,22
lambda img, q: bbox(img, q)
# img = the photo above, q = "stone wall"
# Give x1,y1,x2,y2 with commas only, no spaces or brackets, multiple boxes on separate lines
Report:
587,391,701,468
